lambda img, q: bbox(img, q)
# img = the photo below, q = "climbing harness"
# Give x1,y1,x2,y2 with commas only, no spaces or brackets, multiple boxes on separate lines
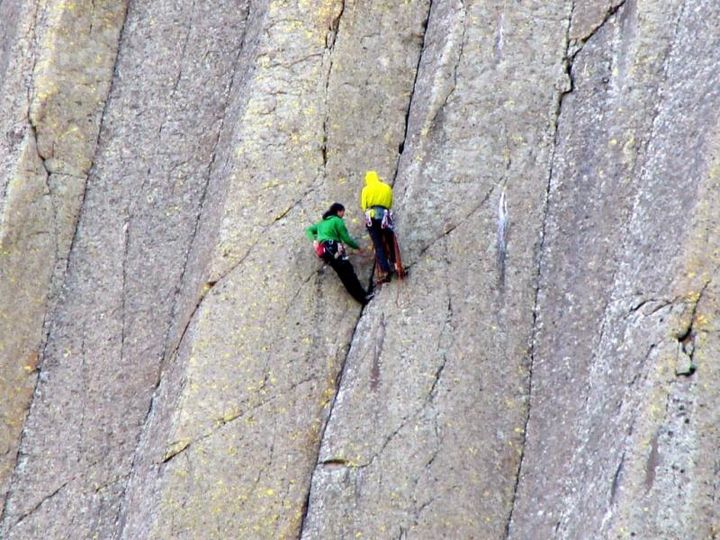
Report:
315,239,346,260
365,206,394,229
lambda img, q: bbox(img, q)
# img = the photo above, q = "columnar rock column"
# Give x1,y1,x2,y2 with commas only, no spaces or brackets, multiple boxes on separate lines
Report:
119,0,431,538
0,0,127,512
302,0,571,537
509,1,720,537
1,1,249,537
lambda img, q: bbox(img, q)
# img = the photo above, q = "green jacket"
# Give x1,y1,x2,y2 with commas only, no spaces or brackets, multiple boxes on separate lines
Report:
305,215,359,249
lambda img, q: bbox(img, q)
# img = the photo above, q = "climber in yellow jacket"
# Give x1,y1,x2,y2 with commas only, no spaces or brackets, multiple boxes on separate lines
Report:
361,170,397,282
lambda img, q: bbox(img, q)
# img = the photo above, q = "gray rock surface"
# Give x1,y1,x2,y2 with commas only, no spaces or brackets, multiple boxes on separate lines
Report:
510,1,720,538
2,0,248,537
0,0,718,538
303,0,569,537
0,0,126,512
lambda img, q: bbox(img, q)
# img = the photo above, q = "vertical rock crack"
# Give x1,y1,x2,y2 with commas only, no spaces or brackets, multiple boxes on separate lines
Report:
391,0,434,184
115,2,254,534
321,0,345,171
505,2,576,537
298,301,368,534
1,2,129,528
300,6,438,525
440,0,466,114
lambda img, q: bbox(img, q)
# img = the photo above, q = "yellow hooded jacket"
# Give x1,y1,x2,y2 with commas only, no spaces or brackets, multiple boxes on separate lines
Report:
361,171,393,217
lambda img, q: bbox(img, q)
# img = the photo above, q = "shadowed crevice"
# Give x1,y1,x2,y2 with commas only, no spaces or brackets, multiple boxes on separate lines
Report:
570,0,628,54
429,295,453,401
391,0,434,185
610,451,626,504
673,278,710,375
298,299,369,534
321,0,345,170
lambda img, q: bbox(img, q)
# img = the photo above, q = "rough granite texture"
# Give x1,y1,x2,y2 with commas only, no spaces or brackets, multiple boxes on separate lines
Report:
0,0,127,512
0,0,718,539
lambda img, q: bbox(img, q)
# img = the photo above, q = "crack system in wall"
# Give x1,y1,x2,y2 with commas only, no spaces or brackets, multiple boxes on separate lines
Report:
0,3,130,531
121,0,199,319
114,3,255,534
570,1,628,54
504,1,577,535
157,183,313,378
298,300,368,533
116,6,333,523
0,10,47,523
61,7,129,281
392,0,434,185
320,0,345,170
299,2,434,533
572,0,691,425
503,0,696,533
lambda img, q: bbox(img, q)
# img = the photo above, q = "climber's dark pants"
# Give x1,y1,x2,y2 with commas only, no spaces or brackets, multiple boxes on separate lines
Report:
366,219,396,274
324,255,367,305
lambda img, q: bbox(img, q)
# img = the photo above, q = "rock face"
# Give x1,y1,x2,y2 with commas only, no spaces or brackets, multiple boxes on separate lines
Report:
0,0,718,539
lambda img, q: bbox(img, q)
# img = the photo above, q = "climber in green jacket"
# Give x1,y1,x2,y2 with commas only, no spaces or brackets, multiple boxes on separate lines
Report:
306,203,374,305
361,170,397,282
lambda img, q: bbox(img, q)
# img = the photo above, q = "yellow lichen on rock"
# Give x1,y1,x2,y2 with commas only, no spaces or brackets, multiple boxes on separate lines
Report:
0,136,55,497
